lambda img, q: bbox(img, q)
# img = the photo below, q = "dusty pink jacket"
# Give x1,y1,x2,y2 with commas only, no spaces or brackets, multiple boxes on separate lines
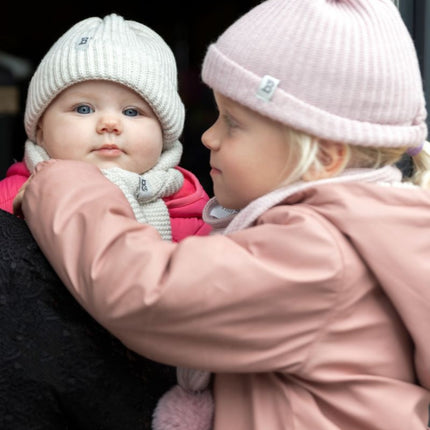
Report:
22,160,430,430
0,161,211,241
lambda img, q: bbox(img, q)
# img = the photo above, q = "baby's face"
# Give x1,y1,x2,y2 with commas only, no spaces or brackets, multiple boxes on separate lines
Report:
36,80,163,174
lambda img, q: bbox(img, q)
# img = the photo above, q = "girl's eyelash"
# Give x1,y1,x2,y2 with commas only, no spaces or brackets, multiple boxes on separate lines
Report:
223,114,238,128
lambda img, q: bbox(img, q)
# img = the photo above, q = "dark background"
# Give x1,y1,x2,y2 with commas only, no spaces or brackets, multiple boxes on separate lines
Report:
0,1,428,194
0,1,260,194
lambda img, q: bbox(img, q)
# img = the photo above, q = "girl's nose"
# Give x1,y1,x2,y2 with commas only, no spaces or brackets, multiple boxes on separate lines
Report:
96,115,123,134
201,123,219,150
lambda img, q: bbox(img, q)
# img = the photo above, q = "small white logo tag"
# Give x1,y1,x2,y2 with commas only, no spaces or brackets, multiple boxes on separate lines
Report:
75,36,92,51
210,205,238,219
137,177,153,199
256,75,280,102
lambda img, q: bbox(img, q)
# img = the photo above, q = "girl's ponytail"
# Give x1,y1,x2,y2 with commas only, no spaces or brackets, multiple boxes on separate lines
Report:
408,141,430,188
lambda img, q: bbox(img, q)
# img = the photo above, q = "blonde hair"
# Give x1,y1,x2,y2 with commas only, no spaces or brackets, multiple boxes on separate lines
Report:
408,143,430,187
347,142,430,188
283,126,430,188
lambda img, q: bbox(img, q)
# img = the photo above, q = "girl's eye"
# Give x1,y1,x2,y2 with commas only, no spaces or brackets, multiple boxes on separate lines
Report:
123,108,139,117
75,104,94,114
223,114,238,130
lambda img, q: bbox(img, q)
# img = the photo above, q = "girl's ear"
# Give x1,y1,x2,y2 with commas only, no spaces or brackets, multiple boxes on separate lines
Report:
303,140,348,181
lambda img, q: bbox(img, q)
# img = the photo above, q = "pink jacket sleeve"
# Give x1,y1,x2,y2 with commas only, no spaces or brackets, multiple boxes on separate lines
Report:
22,160,343,373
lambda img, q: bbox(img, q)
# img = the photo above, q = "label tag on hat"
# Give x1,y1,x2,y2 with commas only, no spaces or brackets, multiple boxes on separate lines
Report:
75,35,93,51
256,75,280,102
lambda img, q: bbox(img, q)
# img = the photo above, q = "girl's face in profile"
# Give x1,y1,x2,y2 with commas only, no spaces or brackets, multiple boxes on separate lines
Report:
202,91,292,210
36,80,163,174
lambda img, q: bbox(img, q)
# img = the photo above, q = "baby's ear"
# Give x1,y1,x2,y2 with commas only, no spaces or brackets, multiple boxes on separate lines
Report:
35,122,44,146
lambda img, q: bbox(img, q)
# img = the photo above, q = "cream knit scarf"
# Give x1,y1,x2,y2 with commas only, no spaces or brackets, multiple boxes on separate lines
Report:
24,140,184,241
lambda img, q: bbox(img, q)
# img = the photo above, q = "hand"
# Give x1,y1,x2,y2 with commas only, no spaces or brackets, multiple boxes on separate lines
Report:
13,175,32,217
13,160,56,217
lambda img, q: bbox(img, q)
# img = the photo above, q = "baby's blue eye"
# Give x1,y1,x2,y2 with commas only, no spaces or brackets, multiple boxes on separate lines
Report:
123,108,139,117
75,104,93,114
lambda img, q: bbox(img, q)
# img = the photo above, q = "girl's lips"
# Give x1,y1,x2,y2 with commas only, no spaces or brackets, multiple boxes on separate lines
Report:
210,166,221,175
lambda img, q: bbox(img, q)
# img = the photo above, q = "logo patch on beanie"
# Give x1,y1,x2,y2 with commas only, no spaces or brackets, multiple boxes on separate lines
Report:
256,75,280,102
75,35,92,51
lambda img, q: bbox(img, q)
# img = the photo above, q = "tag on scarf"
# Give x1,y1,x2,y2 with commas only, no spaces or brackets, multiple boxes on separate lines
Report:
137,177,153,199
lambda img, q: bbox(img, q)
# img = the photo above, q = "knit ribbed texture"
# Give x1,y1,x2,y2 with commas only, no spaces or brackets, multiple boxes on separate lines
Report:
24,13,184,149
202,0,427,148
101,167,182,241
176,367,211,392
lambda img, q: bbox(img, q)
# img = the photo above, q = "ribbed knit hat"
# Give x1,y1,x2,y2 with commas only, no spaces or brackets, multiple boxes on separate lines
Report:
202,0,427,148
24,13,184,149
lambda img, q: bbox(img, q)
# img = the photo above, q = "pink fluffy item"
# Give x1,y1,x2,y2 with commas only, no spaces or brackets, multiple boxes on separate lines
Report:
152,368,213,430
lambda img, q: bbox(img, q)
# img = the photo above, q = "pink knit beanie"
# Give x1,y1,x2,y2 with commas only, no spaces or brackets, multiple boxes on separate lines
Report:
202,0,428,149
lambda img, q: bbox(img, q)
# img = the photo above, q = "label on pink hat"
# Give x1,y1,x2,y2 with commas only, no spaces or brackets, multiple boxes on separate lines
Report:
256,75,280,102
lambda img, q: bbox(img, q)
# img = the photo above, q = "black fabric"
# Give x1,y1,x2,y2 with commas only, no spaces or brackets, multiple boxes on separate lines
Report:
0,209,175,429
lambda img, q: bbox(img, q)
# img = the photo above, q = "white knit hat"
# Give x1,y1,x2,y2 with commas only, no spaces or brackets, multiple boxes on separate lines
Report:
24,13,184,149
202,0,427,148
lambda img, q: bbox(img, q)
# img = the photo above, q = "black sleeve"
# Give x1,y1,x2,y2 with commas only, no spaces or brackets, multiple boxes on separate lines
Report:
0,210,175,430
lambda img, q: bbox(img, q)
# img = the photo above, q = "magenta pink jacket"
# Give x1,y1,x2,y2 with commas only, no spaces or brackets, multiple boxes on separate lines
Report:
0,161,211,241
22,160,430,430
0,162,28,214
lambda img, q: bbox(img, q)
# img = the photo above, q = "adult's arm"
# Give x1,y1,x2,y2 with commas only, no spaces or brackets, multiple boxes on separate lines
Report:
0,209,175,429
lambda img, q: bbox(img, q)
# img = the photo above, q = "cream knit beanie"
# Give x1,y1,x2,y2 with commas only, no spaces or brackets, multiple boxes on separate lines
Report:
24,13,184,150
202,0,428,149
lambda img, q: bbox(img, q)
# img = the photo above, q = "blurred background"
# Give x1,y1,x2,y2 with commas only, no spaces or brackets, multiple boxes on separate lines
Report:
0,0,428,195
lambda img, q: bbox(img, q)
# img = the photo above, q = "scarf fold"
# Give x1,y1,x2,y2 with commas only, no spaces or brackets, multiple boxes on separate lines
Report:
24,140,184,240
